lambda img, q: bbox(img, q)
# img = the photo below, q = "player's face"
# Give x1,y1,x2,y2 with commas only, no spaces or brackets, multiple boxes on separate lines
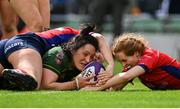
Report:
115,51,139,69
72,44,96,71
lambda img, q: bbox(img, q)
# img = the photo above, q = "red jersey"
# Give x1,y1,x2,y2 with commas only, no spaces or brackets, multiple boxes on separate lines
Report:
35,27,80,50
137,48,180,90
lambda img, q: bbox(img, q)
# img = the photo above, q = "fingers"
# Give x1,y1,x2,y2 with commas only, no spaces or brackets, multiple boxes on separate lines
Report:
85,76,97,86
98,78,109,85
77,75,96,88
98,73,108,79
84,74,95,81
98,71,113,78
97,73,111,81
96,72,113,86
85,81,97,86
94,52,104,62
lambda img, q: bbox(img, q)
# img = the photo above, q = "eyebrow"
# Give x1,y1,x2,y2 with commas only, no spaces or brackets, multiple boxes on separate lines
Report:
83,50,94,56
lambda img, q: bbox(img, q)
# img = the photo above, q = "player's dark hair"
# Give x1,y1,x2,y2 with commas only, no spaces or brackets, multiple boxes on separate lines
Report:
62,24,99,57
74,23,99,51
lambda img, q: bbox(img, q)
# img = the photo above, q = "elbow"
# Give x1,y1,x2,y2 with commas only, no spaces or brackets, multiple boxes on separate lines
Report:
94,33,105,43
97,35,105,42
40,84,49,90
40,81,53,90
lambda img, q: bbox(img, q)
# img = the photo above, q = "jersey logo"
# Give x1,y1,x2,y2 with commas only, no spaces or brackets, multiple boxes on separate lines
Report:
55,51,64,65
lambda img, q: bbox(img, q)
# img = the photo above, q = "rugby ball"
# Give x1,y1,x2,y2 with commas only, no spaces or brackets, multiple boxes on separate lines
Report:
81,61,105,82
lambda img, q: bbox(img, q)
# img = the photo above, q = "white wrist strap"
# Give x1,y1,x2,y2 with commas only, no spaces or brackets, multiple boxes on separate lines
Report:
75,78,80,89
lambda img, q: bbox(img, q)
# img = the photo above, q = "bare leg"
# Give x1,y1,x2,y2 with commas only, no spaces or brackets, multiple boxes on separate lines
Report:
9,0,44,32
38,0,50,30
0,0,17,39
0,64,4,76
6,49,43,89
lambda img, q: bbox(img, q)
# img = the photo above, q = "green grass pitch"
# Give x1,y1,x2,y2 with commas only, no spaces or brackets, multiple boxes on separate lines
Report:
0,61,180,108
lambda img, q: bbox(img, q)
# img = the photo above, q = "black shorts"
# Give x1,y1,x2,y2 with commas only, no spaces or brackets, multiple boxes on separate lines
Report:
4,32,46,58
0,39,12,69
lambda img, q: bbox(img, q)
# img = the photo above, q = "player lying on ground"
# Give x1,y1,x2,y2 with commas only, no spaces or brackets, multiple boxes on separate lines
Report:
0,24,114,91
40,24,113,90
0,23,114,90
83,33,180,91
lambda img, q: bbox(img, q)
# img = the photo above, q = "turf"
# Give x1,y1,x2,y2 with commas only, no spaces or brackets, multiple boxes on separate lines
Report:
0,85,180,108
0,61,180,108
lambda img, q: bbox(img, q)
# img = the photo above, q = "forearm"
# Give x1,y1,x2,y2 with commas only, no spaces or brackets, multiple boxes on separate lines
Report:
100,66,145,91
97,35,114,74
109,82,129,91
99,73,128,90
43,80,77,91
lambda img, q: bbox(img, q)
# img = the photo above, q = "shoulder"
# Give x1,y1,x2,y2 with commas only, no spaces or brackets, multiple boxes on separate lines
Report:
138,48,159,70
46,46,63,54
43,46,65,61
140,48,159,61
43,46,71,75
55,27,80,34
142,48,158,56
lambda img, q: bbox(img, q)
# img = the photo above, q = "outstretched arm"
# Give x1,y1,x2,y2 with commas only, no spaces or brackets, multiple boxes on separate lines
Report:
91,33,114,76
82,65,145,91
40,68,96,90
